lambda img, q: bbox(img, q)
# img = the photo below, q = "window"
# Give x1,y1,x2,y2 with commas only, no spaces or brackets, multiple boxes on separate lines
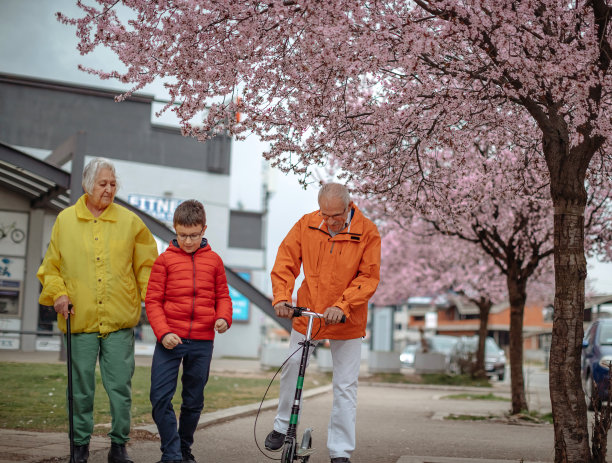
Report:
228,211,263,249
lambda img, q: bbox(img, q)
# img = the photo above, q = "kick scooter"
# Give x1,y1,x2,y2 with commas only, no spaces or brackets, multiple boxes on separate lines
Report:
280,306,345,463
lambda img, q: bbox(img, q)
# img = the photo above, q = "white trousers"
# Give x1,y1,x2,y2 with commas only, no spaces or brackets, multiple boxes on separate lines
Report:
273,329,362,459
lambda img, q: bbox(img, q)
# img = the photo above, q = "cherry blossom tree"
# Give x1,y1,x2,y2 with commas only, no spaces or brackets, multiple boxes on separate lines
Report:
374,225,512,379
367,140,559,413
369,139,611,419
61,1,612,460
376,222,556,379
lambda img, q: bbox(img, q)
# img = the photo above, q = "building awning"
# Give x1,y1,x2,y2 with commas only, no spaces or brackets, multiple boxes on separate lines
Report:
586,294,612,309
0,142,70,211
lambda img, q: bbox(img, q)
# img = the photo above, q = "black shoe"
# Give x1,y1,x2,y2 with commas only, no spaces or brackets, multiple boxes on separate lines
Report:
155,461,183,463
264,430,285,451
73,444,89,463
108,442,134,463
330,458,351,463
182,449,197,463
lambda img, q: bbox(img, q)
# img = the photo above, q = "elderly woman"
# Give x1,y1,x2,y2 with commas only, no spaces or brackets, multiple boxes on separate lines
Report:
37,158,158,463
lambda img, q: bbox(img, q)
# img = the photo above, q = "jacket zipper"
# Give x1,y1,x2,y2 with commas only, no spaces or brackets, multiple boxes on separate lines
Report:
188,252,196,339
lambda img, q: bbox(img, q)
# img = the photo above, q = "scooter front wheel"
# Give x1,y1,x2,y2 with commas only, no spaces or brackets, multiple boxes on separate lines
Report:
281,440,296,463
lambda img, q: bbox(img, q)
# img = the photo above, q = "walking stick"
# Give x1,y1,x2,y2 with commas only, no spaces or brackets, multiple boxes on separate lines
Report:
66,304,75,463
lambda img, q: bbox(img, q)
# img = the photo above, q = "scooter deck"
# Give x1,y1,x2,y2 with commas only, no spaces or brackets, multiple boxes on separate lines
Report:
296,447,316,457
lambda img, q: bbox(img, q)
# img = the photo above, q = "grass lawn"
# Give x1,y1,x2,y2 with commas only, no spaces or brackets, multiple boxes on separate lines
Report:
365,372,492,387
0,362,329,433
443,392,510,401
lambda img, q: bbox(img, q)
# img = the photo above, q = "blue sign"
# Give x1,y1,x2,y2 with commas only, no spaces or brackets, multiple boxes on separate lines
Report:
229,272,250,322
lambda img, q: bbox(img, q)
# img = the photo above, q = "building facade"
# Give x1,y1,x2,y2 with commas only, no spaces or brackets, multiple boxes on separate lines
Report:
0,73,289,357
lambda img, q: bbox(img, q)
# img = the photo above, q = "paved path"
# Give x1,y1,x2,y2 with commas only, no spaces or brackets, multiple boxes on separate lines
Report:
0,350,593,463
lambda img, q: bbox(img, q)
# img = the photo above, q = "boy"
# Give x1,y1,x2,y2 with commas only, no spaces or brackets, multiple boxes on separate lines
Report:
146,200,233,463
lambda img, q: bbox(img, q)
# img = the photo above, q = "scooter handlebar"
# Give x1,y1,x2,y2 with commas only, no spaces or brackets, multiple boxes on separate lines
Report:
289,305,346,323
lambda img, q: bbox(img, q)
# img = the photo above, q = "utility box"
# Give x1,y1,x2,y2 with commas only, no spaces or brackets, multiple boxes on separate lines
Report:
368,350,401,374
414,352,446,374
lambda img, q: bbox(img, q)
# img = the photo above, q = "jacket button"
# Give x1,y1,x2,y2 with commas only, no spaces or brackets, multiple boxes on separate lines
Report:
97,257,100,260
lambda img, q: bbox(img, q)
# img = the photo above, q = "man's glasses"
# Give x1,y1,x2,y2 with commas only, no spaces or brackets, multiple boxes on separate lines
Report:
177,229,203,241
319,207,347,220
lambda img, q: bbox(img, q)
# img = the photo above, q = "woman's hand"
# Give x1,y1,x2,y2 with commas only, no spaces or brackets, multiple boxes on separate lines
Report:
161,333,182,350
54,295,73,320
215,319,229,333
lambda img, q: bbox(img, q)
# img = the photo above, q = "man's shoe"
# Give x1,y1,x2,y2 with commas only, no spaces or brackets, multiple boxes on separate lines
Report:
108,442,134,463
182,449,197,463
155,461,183,463
264,430,285,451
73,444,89,463
330,458,351,463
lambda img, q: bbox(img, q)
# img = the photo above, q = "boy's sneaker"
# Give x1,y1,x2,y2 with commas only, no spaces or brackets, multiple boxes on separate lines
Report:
182,450,197,463
330,458,351,463
264,430,285,451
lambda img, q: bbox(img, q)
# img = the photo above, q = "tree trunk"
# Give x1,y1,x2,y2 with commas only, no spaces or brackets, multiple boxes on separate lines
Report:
507,274,528,413
474,299,492,377
542,128,592,461
549,203,590,462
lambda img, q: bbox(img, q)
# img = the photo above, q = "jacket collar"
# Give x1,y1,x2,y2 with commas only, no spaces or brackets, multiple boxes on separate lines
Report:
308,203,365,237
169,237,209,254
75,194,119,222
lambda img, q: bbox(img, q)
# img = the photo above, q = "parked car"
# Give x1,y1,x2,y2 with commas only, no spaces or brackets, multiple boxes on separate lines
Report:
581,319,612,411
403,335,458,370
400,344,418,368
449,336,506,380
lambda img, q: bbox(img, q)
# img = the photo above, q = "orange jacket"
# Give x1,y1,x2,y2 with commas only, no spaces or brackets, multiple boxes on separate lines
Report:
271,203,381,340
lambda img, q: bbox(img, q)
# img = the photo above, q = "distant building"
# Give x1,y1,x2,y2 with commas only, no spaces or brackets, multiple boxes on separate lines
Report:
383,293,612,354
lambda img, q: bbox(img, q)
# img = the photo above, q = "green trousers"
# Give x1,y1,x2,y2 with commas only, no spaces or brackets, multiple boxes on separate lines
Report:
65,329,135,445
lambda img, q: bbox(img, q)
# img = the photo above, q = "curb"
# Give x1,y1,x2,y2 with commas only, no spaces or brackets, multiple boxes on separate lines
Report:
134,384,334,435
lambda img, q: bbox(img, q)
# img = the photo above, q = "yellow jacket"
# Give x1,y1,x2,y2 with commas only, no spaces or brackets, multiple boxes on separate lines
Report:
37,194,158,334
271,203,381,340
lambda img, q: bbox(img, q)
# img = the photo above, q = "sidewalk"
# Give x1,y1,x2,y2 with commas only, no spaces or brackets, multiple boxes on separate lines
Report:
0,350,554,463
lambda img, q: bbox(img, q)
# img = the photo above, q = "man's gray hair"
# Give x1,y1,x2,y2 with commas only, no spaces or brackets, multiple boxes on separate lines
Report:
318,183,350,207
82,157,119,195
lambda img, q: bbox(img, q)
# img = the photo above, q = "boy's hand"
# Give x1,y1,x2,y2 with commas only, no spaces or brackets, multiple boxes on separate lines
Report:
162,333,182,349
215,319,228,333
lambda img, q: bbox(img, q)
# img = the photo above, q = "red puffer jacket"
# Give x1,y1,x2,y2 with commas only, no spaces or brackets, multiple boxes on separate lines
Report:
145,239,233,342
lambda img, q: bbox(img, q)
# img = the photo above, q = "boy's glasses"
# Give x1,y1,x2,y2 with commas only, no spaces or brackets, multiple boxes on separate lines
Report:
177,229,203,241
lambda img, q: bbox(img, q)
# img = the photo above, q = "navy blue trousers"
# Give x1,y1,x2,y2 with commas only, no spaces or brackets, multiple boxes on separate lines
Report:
150,339,213,461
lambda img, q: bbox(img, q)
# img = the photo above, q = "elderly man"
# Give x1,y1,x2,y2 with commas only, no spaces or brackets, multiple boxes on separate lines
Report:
265,183,381,463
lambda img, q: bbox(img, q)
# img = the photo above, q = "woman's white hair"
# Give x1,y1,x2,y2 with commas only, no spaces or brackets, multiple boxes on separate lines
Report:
318,182,350,207
82,158,119,195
